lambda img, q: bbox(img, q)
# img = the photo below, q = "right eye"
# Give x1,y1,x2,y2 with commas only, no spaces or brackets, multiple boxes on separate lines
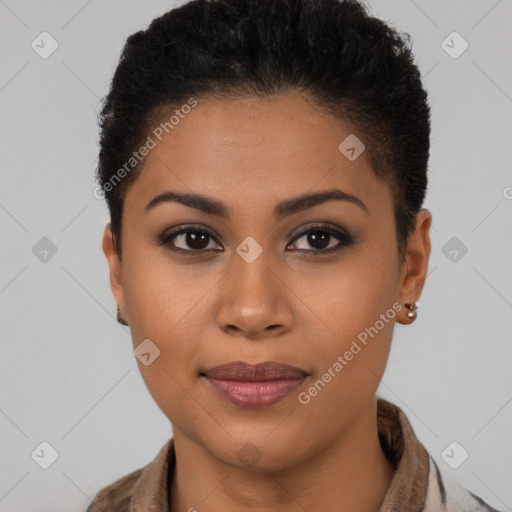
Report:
159,225,223,254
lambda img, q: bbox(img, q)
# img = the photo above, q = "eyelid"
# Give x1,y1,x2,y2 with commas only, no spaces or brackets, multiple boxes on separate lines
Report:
289,222,351,241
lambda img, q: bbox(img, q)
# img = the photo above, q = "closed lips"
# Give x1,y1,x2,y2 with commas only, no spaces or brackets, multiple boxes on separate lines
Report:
201,361,309,408
201,361,309,381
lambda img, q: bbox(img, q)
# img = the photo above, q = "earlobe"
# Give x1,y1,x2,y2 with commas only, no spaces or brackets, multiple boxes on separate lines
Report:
397,209,432,325
102,222,126,318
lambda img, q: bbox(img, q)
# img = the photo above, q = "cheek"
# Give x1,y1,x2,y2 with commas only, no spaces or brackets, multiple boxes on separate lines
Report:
120,242,223,410
290,236,399,391
121,238,212,341
134,355,203,436
293,251,399,344
296,276,396,425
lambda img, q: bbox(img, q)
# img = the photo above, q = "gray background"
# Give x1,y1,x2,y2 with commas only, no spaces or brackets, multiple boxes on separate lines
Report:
0,0,511,510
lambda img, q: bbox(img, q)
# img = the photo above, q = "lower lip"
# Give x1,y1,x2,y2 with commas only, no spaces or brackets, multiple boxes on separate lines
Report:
204,377,306,408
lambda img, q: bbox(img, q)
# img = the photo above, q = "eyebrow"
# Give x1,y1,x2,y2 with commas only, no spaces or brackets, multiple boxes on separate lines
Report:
145,188,368,220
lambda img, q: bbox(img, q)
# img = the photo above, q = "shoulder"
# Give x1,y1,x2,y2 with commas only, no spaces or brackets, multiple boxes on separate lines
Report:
424,455,504,512
85,467,143,512
85,438,174,512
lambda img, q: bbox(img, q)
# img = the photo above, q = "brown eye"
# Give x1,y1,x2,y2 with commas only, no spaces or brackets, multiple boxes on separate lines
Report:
159,226,223,253
305,231,331,250
180,231,210,250
288,224,354,253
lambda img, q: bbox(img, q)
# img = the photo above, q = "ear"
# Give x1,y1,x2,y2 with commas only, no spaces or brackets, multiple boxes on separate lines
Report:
102,222,127,320
397,209,432,325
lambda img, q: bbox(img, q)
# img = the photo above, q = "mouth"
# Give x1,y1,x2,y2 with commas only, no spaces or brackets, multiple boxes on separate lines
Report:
200,361,309,408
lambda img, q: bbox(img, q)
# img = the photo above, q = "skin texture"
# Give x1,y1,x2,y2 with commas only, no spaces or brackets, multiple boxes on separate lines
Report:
102,91,432,512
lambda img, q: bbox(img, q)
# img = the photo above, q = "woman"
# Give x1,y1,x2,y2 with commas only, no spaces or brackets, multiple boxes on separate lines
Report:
88,0,502,510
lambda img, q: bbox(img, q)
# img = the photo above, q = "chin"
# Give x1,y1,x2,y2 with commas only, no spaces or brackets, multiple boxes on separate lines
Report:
207,432,307,474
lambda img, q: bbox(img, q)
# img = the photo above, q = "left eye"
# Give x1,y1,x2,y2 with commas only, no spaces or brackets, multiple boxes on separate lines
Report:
287,226,353,253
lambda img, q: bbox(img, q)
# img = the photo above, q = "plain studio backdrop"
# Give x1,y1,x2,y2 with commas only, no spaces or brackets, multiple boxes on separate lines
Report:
0,1,511,510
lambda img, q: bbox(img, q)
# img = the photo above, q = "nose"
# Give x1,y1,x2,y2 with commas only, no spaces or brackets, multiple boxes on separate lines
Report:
216,249,294,340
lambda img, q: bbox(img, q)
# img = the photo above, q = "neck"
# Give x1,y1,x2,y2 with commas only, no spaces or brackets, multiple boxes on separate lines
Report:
170,399,395,512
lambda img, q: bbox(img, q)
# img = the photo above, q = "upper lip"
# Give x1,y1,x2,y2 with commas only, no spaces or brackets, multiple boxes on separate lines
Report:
201,361,308,381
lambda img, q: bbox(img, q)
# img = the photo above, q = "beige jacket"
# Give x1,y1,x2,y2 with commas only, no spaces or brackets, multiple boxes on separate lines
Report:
86,399,502,512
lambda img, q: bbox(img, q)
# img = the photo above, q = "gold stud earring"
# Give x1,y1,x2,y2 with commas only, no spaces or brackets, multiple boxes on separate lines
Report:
117,305,129,326
404,302,418,321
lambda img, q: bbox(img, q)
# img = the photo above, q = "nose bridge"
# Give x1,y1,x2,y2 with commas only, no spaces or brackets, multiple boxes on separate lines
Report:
232,237,277,311
216,236,292,336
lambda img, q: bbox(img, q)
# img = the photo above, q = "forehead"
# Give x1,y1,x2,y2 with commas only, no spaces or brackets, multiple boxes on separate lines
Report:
124,92,391,218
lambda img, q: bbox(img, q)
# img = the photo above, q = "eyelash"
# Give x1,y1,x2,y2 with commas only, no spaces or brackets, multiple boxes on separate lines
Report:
158,223,355,255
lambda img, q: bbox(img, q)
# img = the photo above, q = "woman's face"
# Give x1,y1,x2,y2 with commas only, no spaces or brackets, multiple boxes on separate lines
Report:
103,91,431,471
